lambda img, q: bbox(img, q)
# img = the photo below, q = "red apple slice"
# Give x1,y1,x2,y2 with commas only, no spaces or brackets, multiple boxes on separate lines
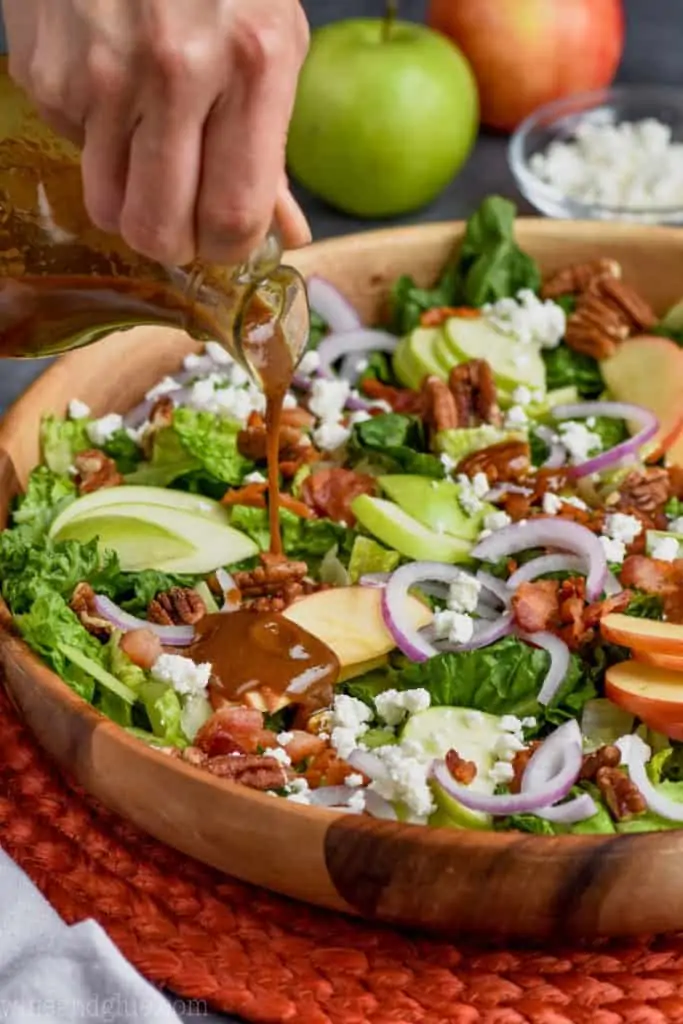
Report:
606,660,683,739
601,335,683,461
634,649,683,672
600,613,683,655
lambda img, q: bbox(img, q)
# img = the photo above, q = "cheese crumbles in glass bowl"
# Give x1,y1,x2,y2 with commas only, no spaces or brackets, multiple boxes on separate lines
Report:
509,85,683,225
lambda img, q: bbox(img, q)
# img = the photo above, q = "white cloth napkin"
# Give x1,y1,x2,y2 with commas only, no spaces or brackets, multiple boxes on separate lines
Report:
0,848,183,1023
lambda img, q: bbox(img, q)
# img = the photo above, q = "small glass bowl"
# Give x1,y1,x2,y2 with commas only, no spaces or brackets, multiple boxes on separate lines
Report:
508,85,683,224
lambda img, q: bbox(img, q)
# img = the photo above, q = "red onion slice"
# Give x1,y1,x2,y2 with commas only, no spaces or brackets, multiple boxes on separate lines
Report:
347,748,390,783
485,484,534,502
517,631,571,706
536,792,598,824
359,572,391,588
475,570,512,606
472,519,607,601
507,554,586,589
381,563,513,662
307,276,362,334
431,740,580,816
363,789,398,821
93,594,195,646
624,735,683,822
534,425,567,470
316,329,399,379
552,401,659,479
521,720,582,792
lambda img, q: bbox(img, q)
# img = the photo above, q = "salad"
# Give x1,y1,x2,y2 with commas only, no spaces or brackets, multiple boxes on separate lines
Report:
6,194,683,836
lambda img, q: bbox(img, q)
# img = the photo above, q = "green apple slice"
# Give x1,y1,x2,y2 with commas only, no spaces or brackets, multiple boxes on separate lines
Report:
52,502,258,573
351,494,471,563
444,317,546,392
378,474,491,542
393,327,450,389
50,485,230,538
402,707,506,830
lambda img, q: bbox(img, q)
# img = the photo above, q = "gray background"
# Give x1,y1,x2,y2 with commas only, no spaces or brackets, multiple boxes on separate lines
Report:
0,1,679,1021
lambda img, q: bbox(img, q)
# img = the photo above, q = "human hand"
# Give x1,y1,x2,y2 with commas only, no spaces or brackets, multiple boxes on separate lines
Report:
3,0,311,266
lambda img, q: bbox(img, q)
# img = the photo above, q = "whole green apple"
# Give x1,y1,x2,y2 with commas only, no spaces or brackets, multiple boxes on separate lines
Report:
287,18,479,218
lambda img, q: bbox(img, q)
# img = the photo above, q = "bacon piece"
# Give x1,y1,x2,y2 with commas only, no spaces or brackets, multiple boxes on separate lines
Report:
420,307,480,327
300,467,377,526
120,628,162,670
583,590,633,628
511,580,559,633
194,706,276,758
619,555,675,595
283,730,327,765
305,748,356,788
360,377,425,416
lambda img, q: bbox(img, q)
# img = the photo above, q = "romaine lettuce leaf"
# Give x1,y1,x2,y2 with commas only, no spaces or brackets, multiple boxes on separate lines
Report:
349,413,444,478
347,535,400,583
40,415,90,475
542,345,604,399
11,466,76,543
102,429,144,473
229,505,354,566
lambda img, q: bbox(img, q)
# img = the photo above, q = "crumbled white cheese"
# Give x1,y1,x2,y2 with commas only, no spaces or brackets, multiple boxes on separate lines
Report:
483,510,512,533
603,512,642,545
288,777,310,795
68,398,91,420
521,716,537,729
651,535,680,562
669,516,683,534
312,420,351,451
512,385,533,407
542,492,563,515
297,350,321,377
504,405,529,429
308,378,350,421
345,773,365,788
330,695,372,757
374,688,430,727
347,409,372,426
599,535,626,565
243,471,266,485
368,744,435,822
529,116,683,214
269,746,292,767
499,715,524,734
456,472,489,516
558,420,601,463
183,352,205,372
440,452,457,475
432,610,475,645
276,731,294,746
287,791,311,805
489,761,516,786
493,732,527,762
365,398,392,414
563,495,588,511
347,789,366,814
205,340,233,366
86,413,123,446
482,289,566,349
228,363,250,388
151,654,211,696
282,393,298,410
145,376,180,401
447,573,482,614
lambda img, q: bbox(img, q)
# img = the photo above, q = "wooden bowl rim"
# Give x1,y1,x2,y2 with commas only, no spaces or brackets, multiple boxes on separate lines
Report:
1,215,679,859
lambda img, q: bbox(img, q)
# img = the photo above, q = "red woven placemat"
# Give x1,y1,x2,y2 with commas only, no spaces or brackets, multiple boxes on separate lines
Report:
1,686,683,1024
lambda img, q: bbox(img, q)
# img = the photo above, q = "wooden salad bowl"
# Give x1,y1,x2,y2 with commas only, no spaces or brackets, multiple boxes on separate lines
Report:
2,219,683,942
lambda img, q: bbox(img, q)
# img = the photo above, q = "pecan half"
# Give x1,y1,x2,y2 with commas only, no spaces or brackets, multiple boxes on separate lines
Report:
566,276,656,360
204,753,288,790
579,745,621,782
148,586,206,626
596,276,657,333
617,467,671,516
421,375,458,433
70,581,114,639
237,411,306,462
457,440,531,484
596,766,646,821
449,359,502,428
232,552,317,612
445,748,477,785
73,450,123,494
541,258,621,299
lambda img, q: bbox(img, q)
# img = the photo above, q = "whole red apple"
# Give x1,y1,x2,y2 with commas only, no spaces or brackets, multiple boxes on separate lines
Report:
428,0,624,132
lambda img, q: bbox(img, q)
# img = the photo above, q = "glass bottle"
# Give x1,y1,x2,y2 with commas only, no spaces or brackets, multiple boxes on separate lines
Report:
0,67,310,384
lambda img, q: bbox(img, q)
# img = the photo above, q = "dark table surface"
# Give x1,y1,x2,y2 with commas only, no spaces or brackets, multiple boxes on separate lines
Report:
0,1,679,1020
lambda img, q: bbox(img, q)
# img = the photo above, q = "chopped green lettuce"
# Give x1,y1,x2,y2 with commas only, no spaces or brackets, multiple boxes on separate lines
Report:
229,505,354,568
11,466,76,544
40,415,90,475
542,345,604,399
350,413,444,478
347,536,400,583
388,197,541,334
102,429,144,474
